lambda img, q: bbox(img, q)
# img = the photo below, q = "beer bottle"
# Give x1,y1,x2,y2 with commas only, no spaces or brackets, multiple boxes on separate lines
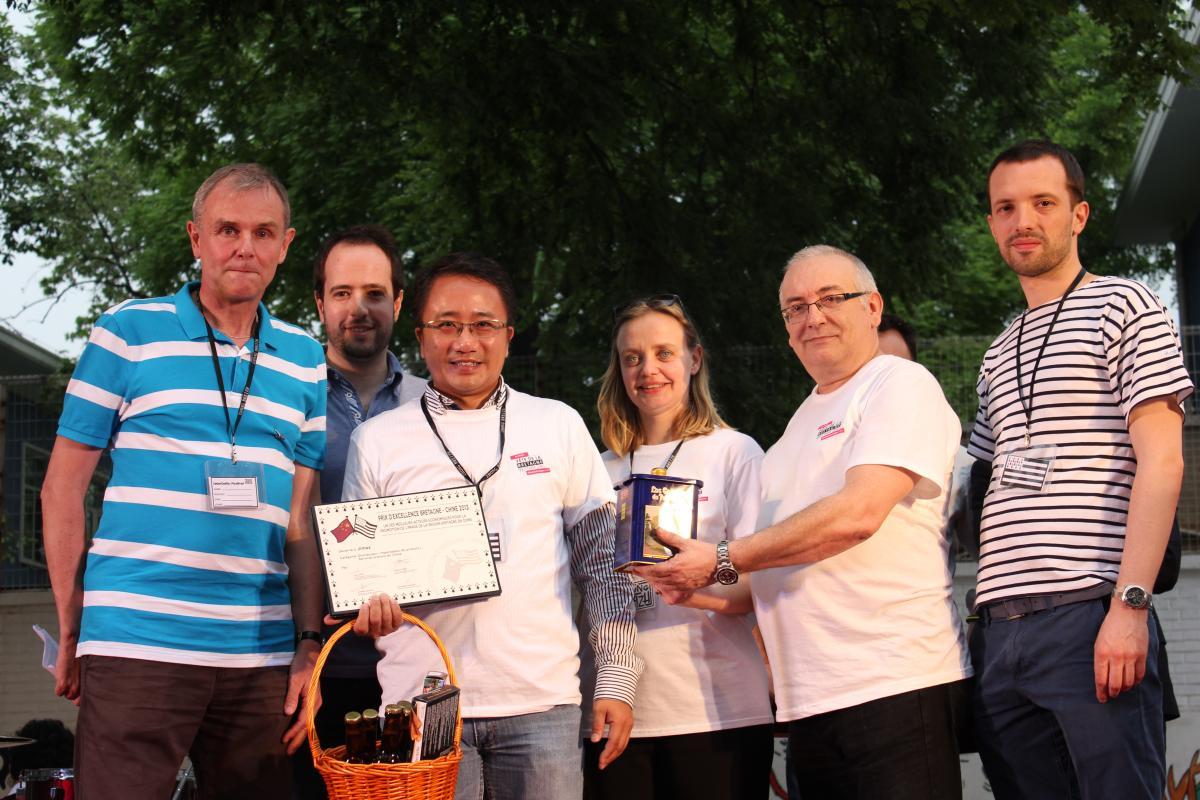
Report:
343,711,367,764
361,708,381,763
379,702,414,763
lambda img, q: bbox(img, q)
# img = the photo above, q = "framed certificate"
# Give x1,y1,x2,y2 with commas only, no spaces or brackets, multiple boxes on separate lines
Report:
312,486,502,617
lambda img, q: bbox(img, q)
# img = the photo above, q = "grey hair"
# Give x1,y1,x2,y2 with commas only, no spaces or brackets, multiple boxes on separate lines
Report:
192,163,291,227
782,245,878,295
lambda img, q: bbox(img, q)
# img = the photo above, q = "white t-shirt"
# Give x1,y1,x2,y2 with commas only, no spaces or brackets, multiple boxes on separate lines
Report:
754,355,972,722
343,388,619,718
580,428,774,737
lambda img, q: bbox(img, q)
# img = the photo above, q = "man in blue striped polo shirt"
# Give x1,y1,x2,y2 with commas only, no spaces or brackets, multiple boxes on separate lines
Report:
40,163,327,799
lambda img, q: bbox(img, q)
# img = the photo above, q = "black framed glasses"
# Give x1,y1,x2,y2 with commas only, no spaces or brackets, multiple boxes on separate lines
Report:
780,291,869,325
420,319,510,338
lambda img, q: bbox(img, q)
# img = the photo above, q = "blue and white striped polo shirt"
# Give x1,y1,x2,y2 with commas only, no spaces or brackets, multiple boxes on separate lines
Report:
58,282,327,667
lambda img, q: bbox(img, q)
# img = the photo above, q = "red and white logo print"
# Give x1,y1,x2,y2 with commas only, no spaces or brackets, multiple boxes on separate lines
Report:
510,451,551,476
816,420,845,440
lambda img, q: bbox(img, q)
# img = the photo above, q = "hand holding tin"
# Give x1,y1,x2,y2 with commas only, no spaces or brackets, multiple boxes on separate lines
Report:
631,529,718,592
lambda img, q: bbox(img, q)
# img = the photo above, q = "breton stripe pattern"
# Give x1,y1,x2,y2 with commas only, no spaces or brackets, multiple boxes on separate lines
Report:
967,276,1192,607
422,379,507,414
58,282,326,667
567,502,641,707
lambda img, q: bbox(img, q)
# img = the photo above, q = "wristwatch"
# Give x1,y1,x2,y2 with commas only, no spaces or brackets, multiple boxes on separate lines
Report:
1114,584,1152,610
296,630,323,645
715,540,739,586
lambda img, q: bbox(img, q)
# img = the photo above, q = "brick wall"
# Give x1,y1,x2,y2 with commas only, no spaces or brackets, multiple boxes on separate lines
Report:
0,590,78,739
1156,557,1200,713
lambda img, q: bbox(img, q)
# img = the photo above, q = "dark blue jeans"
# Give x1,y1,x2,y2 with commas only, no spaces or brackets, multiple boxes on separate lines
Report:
970,598,1164,799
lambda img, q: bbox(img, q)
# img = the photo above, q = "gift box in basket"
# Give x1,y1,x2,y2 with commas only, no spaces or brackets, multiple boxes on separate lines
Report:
307,617,463,800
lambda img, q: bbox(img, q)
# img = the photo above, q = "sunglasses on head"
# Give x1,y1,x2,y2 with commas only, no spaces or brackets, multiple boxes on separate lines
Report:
611,293,685,323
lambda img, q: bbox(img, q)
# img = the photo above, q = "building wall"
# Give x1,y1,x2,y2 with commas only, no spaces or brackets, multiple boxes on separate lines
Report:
1178,215,1200,329
0,590,77,739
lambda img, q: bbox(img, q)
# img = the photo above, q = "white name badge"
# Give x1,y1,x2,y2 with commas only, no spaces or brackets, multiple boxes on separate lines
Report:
204,460,265,509
998,444,1057,493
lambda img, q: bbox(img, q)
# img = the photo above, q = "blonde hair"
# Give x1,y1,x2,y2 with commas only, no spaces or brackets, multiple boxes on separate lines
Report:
597,297,729,457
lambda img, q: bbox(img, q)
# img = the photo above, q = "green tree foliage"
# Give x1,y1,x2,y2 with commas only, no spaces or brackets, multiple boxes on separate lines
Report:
1,2,1195,440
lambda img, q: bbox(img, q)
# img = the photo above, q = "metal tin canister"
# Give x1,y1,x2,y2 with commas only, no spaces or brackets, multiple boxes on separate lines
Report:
613,473,703,572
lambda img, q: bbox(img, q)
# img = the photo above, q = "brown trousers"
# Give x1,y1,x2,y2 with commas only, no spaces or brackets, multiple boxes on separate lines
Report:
75,655,292,800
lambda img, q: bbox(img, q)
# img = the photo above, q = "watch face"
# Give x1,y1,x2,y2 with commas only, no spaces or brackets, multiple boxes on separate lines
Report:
1123,586,1149,608
715,566,738,586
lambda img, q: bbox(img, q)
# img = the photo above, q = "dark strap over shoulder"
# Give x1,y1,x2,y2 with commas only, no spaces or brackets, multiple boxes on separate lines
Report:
1154,517,1182,595
965,460,1180,595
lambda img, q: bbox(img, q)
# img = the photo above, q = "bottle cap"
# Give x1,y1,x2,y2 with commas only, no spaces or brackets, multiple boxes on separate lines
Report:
362,708,379,721
344,711,362,723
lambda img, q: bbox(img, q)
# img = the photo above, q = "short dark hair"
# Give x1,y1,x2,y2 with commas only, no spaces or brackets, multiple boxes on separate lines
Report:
878,313,918,361
0,719,73,784
312,224,404,297
408,252,517,324
987,139,1086,207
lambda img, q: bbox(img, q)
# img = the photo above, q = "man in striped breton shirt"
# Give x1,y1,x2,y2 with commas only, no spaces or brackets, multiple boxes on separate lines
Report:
969,140,1193,799
40,163,327,799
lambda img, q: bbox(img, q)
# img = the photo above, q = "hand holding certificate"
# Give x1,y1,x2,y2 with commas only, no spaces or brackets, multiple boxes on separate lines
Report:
313,486,502,617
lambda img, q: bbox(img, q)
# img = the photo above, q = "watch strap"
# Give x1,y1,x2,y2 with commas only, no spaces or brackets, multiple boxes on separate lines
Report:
1113,584,1152,609
715,540,739,585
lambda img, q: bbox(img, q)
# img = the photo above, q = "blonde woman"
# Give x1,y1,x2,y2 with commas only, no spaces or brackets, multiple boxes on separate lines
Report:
580,294,774,800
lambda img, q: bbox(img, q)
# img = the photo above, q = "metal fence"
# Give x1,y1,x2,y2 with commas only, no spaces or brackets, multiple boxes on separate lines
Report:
3,328,1198,590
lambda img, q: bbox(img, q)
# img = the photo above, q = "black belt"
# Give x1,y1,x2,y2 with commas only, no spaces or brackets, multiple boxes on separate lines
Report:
976,583,1112,624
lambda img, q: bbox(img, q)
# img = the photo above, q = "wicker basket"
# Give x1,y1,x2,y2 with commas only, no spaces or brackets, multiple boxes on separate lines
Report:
307,616,463,799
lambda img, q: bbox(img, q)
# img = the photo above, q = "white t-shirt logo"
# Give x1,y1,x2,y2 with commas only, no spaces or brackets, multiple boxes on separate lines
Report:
815,420,845,441
509,451,551,476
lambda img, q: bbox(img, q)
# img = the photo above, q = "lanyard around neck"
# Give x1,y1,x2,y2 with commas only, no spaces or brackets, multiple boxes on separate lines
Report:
629,438,685,478
420,394,507,498
199,299,261,463
1015,267,1086,447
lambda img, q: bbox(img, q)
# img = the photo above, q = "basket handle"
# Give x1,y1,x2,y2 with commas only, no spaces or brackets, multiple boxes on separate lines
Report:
306,614,462,761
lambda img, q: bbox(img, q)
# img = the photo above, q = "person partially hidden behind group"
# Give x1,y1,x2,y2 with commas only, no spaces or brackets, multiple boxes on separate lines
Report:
0,719,74,798
581,294,775,800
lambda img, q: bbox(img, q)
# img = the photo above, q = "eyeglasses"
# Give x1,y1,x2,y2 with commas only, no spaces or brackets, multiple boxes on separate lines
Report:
780,292,869,325
420,319,510,338
612,293,685,322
